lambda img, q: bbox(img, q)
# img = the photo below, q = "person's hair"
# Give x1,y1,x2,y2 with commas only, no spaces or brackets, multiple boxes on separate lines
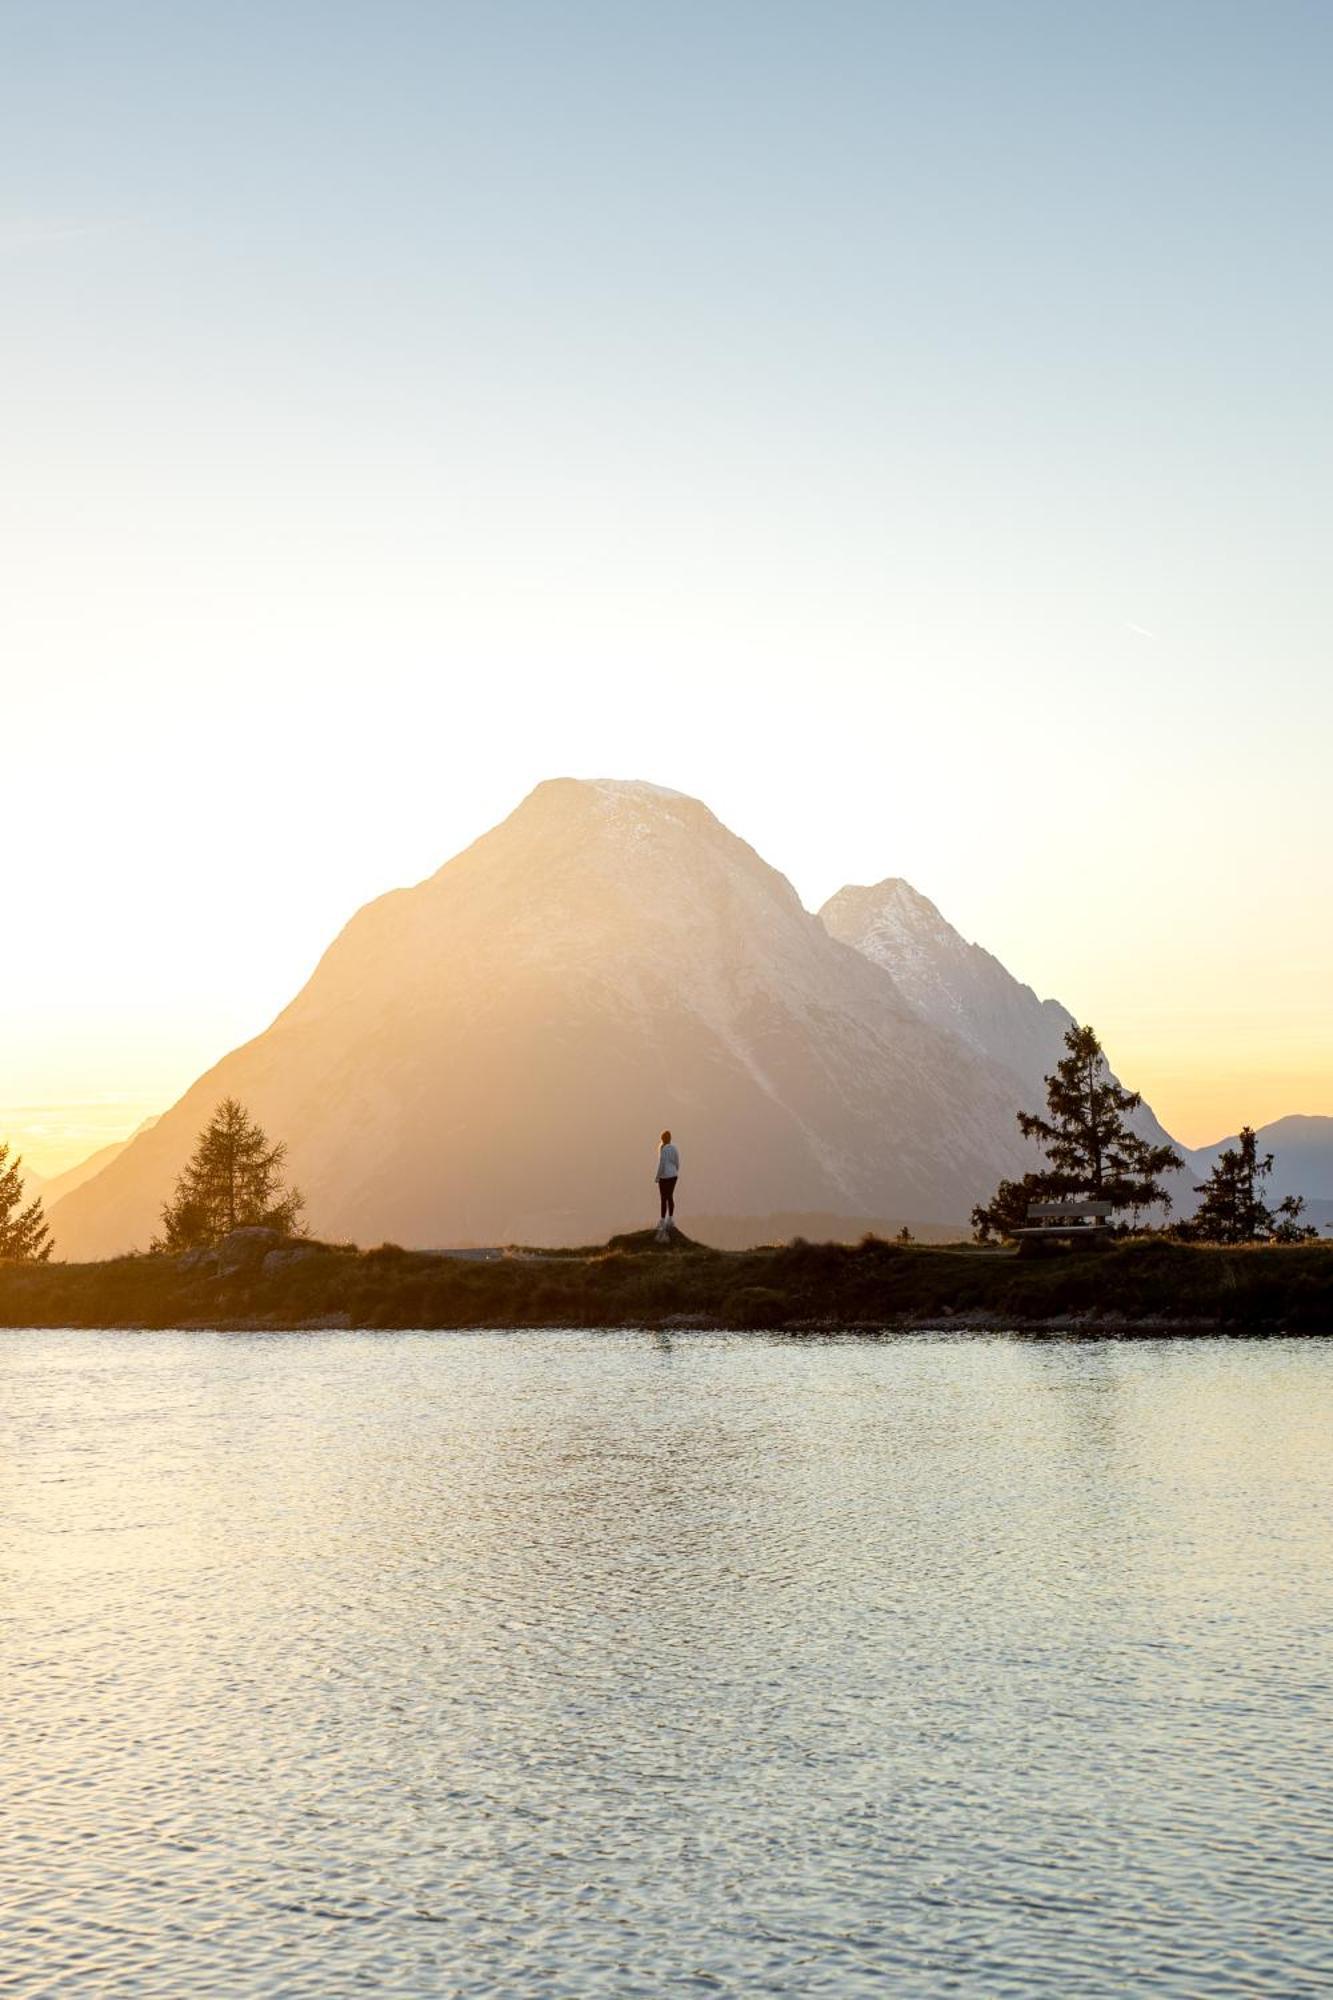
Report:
660,1130,671,1144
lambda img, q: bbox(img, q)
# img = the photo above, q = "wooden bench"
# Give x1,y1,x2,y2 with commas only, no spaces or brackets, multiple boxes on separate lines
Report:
1013,1200,1115,1256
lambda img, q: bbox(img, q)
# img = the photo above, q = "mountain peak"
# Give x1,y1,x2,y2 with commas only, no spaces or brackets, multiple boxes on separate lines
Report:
837,876,937,910
516,775,709,823
498,776,735,860
463,776,802,927
822,879,959,952
50,782,1030,1256
823,873,1189,1200
525,775,692,810
821,876,1069,1073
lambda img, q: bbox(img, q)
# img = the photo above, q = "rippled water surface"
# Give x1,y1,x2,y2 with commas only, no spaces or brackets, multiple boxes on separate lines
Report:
3,1331,1331,1997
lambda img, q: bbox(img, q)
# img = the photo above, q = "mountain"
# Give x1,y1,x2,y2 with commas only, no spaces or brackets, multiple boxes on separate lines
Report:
687,1212,971,1249
820,877,1195,1211
820,879,1072,1093
1186,1116,1333,1226
51,780,1038,1258
37,1119,159,1210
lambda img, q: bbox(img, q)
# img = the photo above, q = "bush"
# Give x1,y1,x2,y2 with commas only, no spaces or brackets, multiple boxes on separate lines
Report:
727,1285,788,1329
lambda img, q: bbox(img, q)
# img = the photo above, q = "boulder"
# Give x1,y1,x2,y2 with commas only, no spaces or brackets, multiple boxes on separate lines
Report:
217,1227,285,1274
175,1248,218,1273
261,1244,319,1275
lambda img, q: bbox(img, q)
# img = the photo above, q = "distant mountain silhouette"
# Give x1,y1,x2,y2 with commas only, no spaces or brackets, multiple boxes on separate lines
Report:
1186,1115,1333,1223
687,1212,968,1249
51,781,1039,1257
36,1119,159,1211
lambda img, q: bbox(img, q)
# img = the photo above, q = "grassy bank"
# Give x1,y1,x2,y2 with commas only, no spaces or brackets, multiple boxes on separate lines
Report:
2,1231,1332,1333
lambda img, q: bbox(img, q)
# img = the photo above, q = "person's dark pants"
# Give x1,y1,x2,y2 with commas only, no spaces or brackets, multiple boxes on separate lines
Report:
658,1177,677,1220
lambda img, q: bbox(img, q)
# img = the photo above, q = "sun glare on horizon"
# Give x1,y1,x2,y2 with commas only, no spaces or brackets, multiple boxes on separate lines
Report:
3,0,1330,1183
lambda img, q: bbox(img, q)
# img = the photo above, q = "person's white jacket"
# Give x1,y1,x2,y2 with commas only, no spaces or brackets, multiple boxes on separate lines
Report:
655,1143,680,1181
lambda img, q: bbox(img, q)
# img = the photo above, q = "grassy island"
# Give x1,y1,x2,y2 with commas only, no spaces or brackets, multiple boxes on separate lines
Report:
2,1230,1332,1335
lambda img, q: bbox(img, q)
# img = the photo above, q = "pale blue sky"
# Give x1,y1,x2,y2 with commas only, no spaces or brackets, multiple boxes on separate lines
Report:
3,0,1331,1163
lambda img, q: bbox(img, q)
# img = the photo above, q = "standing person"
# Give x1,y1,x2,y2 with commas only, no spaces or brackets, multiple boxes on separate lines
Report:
655,1129,680,1229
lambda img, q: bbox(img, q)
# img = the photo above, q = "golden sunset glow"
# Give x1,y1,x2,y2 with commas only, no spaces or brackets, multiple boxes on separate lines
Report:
4,2,1329,1191
5,13,1333,1995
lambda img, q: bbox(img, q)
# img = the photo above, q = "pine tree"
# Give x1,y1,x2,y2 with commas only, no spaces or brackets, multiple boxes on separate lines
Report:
1271,1193,1319,1245
971,1174,1047,1244
972,1023,1182,1241
1186,1126,1317,1245
0,1144,52,1262
153,1098,304,1252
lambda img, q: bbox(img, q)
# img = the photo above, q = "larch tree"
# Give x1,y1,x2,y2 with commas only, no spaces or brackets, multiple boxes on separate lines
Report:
153,1098,304,1252
1185,1127,1317,1245
0,1144,52,1262
972,1023,1183,1242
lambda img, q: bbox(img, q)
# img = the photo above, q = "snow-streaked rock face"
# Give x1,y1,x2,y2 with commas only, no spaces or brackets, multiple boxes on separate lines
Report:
51,779,1038,1256
820,880,1074,1089
821,876,1193,1210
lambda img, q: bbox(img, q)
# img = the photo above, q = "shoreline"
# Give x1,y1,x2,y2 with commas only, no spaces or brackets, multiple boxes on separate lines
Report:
3,1230,1330,1337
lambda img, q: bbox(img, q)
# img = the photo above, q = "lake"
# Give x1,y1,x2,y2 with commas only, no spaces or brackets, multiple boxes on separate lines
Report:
2,1330,1330,1997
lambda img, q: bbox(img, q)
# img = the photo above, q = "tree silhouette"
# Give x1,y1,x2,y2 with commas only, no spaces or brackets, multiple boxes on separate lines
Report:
1184,1126,1317,1244
0,1145,52,1262
973,1023,1182,1242
1271,1193,1319,1244
154,1098,304,1251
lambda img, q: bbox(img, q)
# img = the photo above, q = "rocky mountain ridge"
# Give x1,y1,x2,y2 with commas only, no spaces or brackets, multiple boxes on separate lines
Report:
51,779,1309,1257
50,780,1034,1257
821,875,1194,1212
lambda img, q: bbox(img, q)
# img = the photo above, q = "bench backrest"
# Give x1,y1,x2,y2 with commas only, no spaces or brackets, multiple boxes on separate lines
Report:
1027,1201,1114,1222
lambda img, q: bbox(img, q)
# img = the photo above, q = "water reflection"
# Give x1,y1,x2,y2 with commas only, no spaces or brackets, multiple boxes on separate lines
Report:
1,1330,1331,1996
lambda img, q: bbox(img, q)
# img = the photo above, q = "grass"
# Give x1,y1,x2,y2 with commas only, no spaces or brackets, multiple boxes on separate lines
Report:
2,1230,1332,1333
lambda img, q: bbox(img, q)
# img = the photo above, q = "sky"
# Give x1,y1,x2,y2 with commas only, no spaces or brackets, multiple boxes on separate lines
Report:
3,0,1331,1172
